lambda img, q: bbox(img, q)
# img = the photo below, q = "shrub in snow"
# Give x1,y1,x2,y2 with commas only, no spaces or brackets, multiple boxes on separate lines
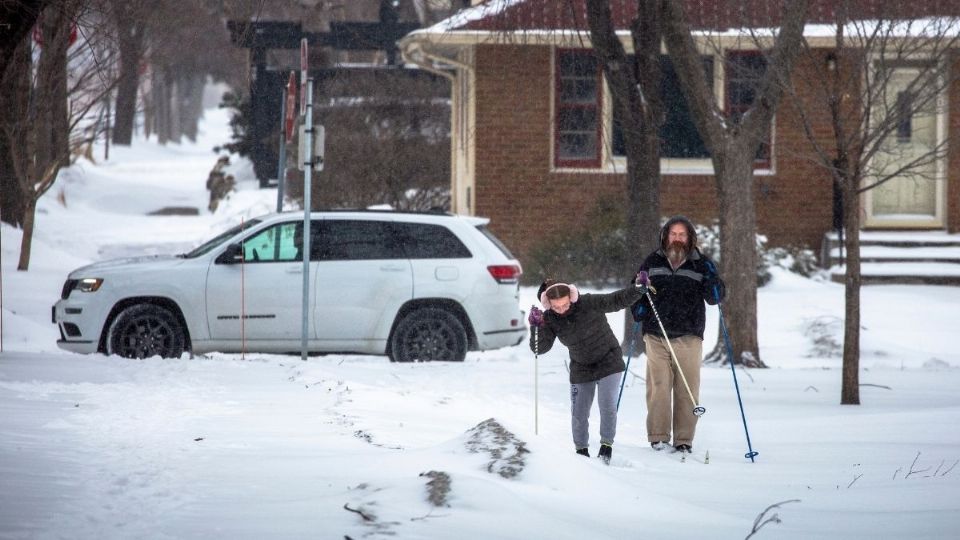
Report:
464,418,529,479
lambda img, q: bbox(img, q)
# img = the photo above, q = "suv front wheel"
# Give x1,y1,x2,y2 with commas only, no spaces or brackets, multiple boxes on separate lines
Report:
390,308,467,363
106,304,186,359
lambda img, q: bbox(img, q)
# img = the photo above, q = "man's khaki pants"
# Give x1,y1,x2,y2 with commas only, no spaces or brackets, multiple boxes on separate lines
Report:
643,334,702,447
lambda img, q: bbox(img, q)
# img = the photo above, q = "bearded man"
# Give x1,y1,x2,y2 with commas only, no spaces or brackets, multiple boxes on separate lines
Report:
631,215,724,455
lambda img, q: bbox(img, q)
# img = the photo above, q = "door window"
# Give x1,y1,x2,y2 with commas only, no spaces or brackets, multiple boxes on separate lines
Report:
240,222,303,262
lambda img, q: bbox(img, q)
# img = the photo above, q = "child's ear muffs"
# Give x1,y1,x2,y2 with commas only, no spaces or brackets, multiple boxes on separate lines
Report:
539,283,579,311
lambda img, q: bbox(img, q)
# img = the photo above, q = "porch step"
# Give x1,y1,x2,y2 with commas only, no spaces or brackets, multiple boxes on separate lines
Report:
822,231,960,286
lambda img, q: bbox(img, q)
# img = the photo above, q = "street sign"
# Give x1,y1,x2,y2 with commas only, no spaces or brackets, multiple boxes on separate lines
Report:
297,124,325,171
284,71,297,144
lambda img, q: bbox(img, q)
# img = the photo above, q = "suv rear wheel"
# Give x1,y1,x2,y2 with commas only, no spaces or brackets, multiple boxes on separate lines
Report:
106,304,186,359
390,308,467,363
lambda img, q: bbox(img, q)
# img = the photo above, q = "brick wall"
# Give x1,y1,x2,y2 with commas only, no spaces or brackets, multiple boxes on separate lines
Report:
472,44,951,268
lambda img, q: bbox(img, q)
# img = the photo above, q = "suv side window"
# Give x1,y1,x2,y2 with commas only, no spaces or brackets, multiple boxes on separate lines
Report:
393,222,472,259
318,220,404,260
241,222,302,262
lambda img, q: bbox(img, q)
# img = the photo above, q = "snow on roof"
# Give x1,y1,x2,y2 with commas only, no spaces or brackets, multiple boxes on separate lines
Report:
412,0,960,36
423,0,529,33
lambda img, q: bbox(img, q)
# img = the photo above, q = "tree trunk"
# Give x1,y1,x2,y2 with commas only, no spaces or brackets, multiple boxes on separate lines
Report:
661,0,807,368
180,72,206,143
0,0,50,77
156,67,173,144
0,131,23,226
35,5,72,169
0,37,31,227
715,149,765,368
840,173,861,404
583,0,663,352
16,197,37,271
112,6,144,146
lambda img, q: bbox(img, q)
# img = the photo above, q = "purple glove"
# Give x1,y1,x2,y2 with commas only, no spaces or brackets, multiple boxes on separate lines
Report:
527,305,544,328
635,271,655,295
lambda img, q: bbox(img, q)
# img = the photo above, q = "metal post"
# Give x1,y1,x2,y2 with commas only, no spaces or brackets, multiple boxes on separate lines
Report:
276,93,287,213
300,78,314,362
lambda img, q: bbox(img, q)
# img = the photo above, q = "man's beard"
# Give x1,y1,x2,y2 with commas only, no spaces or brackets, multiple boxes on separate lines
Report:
667,240,688,268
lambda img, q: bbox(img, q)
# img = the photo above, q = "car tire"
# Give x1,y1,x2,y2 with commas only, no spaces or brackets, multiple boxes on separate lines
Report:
390,308,467,363
106,304,186,359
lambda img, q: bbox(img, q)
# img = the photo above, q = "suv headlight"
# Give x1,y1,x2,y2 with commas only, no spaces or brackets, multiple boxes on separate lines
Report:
76,278,104,293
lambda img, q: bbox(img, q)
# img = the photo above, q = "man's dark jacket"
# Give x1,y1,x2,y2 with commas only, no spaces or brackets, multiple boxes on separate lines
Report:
530,287,644,384
632,247,724,340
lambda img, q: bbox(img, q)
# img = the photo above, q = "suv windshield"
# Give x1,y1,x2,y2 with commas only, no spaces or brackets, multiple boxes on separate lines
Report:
182,219,262,259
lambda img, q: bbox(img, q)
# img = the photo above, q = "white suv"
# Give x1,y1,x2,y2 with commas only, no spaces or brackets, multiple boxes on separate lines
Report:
52,211,525,361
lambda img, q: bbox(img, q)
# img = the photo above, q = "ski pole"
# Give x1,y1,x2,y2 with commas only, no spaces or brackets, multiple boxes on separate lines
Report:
616,320,641,411
706,263,758,462
534,325,539,435
644,290,706,417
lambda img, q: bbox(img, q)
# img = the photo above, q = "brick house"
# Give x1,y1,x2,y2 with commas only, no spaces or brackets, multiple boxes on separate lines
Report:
398,0,960,274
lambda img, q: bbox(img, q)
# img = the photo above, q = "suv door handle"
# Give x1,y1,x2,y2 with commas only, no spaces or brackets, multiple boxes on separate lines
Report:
379,264,406,272
286,267,303,274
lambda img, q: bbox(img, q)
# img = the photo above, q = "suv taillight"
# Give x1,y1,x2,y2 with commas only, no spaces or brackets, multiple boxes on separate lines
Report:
487,264,521,284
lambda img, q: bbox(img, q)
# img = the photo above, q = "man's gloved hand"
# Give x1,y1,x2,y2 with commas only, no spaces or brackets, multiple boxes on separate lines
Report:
527,305,544,328
703,260,723,301
635,271,656,295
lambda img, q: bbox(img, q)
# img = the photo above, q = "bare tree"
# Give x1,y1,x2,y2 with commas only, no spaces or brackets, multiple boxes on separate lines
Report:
1,0,117,270
661,0,809,367
582,0,663,350
779,3,960,403
1,0,56,227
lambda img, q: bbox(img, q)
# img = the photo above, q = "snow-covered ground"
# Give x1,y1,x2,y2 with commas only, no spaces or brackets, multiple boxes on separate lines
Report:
2,106,959,539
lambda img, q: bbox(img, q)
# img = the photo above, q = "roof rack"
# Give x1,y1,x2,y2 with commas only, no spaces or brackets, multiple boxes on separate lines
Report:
282,208,453,217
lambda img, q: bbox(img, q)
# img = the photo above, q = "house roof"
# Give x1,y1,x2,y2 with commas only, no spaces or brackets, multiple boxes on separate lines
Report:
426,0,960,33
399,0,960,65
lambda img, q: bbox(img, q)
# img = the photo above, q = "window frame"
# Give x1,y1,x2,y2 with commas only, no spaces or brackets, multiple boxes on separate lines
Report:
554,48,603,169
724,49,773,169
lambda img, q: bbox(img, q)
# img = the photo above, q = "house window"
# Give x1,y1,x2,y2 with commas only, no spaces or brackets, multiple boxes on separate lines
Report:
611,55,713,159
555,48,771,170
726,50,771,165
556,49,601,167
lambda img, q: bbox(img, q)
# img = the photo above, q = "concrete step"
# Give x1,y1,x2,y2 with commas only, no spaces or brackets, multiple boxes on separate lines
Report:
823,231,960,285
829,262,960,285
826,245,960,265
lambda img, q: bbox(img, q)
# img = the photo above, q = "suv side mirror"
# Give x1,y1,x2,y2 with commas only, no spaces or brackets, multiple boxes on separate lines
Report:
215,243,243,264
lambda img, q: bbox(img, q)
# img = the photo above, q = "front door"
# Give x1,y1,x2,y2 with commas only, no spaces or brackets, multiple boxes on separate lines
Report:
206,221,313,343
864,64,945,228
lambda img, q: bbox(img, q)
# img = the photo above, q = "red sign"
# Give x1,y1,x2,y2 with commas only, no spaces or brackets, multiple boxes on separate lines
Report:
284,71,297,144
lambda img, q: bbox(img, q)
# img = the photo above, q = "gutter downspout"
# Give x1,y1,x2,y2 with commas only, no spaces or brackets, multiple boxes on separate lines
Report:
399,40,475,215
